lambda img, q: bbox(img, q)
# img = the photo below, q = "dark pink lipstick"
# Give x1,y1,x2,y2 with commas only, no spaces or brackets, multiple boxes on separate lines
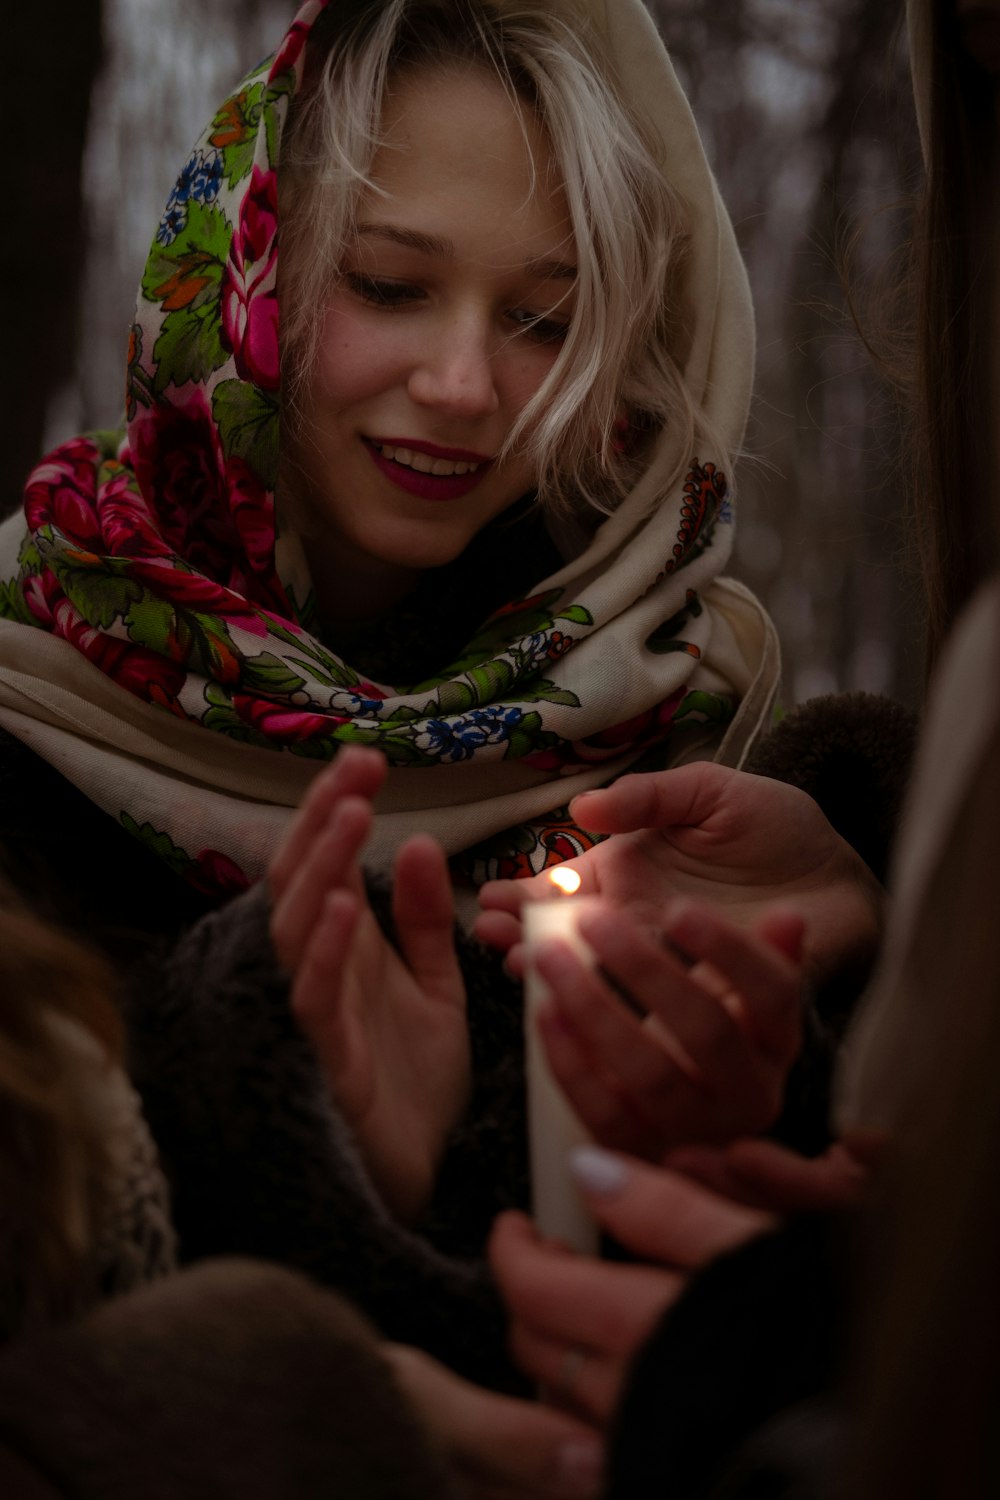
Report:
363,437,493,502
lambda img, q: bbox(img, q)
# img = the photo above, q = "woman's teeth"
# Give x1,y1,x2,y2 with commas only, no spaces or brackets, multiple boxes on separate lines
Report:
373,442,482,476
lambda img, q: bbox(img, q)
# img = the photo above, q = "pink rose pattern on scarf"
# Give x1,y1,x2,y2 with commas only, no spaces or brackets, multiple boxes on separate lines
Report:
221,166,280,390
0,0,733,890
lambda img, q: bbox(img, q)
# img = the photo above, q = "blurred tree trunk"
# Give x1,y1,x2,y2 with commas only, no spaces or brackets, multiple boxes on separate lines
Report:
654,0,920,705
785,0,920,697
2,1,102,515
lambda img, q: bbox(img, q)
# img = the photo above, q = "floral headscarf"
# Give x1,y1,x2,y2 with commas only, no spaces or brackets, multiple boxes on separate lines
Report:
0,0,777,899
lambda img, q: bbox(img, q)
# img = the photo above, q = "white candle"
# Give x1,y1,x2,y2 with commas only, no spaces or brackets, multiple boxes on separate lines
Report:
523,868,601,1256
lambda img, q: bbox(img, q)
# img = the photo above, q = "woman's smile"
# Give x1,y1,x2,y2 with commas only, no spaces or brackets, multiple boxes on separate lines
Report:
291,65,576,619
364,437,492,499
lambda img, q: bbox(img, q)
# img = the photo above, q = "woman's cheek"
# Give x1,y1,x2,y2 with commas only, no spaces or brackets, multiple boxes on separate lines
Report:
502,345,561,415
313,300,401,404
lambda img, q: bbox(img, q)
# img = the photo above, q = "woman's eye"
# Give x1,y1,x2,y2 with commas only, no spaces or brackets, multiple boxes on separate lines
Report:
509,308,570,345
343,273,423,308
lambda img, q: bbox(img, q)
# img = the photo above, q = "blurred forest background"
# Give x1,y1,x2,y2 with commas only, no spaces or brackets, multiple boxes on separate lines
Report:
5,0,922,706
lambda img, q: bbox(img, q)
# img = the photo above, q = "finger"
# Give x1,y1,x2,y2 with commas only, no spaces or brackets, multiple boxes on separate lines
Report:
535,937,718,1143
472,907,523,955
507,1321,621,1427
536,998,652,1154
504,940,527,979
567,1146,775,1266
392,835,462,995
567,909,727,1070
662,1140,862,1214
477,878,531,915
570,762,733,836
489,1212,680,1357
478,860,594,911
546,916,781,1139
839,1126,889,1168
385,1344,604,1500
722,1138,870,1213
270,797,373,972
289,889,366,1088
658,1143,759,1203
269,747,386,896
662,901,804,1061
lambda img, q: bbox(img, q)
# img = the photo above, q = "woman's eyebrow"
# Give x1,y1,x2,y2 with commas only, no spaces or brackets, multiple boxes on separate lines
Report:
523,254,577,281
355,222,577,279
356,222,450,256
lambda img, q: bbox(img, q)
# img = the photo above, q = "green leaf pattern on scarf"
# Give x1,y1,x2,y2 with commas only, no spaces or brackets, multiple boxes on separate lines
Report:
213,380,280,489
120,811,250,895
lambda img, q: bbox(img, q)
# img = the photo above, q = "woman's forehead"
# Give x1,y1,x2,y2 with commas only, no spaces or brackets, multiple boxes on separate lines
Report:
359,67,575,266
378,63,548,173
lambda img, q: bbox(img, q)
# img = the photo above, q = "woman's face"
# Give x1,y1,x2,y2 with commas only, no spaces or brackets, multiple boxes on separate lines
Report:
295,66,576,619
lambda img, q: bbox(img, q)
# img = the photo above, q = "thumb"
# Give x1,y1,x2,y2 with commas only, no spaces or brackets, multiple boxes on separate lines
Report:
568,1145,773,1267
571,761,733,835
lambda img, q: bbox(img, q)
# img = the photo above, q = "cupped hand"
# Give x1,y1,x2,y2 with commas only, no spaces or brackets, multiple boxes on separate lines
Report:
490,1152,772,1426
270,747,470,1223
530,897,805,1156
475,761,882,985
385,1344,604,1500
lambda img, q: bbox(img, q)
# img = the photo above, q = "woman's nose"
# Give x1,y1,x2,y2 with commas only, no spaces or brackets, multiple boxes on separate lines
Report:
407,316,501,418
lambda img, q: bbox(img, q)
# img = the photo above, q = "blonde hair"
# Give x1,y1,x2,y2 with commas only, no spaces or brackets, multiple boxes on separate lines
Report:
279,0,701,519
0,889,122,1337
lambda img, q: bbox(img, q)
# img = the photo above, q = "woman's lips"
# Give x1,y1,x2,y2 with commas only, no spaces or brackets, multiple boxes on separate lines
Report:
363,438,492,501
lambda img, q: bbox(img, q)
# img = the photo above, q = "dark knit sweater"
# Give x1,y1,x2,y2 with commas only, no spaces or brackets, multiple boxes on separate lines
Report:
0,689,917,1388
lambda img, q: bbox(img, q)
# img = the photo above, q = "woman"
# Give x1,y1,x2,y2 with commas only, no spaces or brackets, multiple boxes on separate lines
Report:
0,0,773,929
0,0,789,1385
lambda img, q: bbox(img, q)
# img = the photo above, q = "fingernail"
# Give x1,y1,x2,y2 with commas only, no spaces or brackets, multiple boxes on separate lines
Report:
570,1144,630,1198
555,1437,604,1496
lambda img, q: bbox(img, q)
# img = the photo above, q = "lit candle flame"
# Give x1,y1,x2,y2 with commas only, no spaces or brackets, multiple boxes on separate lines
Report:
548,866,582,896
